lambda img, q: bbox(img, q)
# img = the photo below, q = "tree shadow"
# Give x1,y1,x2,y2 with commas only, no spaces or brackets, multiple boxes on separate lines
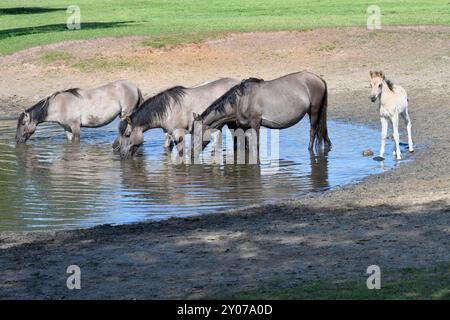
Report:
0,7,66,15
0,21,134,40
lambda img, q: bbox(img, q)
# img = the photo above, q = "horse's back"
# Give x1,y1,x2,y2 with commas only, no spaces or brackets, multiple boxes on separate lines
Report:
187,77,239,111
79,80,141,127
241,72,323,128
393,84,408,111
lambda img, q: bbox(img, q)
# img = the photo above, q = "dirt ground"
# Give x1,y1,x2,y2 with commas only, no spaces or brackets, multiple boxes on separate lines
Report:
0,26,449,299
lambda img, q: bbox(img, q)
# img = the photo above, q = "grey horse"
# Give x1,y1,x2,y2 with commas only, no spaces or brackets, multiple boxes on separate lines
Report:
16,80,143,143
117,78,239,159
195,71,331,151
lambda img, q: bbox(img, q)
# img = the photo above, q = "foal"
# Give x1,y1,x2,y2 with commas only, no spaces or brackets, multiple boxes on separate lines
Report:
369,71,414,160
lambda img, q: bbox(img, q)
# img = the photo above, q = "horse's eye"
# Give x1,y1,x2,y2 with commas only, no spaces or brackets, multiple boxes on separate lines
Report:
379,84,382,88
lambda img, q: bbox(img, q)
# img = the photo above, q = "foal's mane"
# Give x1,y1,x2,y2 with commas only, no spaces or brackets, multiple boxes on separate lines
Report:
20,88,81,124
201,77,264,118
122,86,186,131
385,79,394,91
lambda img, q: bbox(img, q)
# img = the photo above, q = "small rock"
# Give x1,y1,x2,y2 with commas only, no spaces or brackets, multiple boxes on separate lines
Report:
362,149,374,157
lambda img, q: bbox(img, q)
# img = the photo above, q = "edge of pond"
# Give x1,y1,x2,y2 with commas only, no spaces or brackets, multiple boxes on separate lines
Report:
0,110,424,246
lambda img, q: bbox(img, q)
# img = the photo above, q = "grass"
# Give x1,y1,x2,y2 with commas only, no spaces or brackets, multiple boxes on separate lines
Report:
40,50,74,63
214,264,450,300
72,56,143,72
0,0,449,55
140,31,227,48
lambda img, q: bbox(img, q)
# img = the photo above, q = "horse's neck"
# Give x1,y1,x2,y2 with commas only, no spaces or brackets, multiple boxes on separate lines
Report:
141,116,164,132
204,104,236,129
380,82,394,104
31,103,50,124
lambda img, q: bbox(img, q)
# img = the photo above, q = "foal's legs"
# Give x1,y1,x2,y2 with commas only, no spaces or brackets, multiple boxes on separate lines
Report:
391,114,402,160
379,117,388,159
402,110,414,152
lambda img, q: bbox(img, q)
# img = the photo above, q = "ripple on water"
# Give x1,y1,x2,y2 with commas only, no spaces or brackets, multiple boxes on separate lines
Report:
0,119,411,231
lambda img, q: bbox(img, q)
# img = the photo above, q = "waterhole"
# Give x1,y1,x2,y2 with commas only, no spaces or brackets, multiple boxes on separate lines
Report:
0,119,409,231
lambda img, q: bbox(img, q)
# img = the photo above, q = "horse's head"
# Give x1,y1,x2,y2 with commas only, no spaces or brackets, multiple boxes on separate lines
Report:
369,70,385,102
117,117,144,159
16,111,37,143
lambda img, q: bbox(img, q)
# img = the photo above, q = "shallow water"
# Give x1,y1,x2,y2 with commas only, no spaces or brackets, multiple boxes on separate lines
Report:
0,119,409,231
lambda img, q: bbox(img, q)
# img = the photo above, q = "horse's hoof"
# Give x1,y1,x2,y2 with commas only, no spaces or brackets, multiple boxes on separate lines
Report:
409,149,415,153
373,156,384,161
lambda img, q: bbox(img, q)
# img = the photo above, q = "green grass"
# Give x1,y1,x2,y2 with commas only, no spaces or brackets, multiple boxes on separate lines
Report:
0,0,449,55
40,50,74,63
215,264,450,300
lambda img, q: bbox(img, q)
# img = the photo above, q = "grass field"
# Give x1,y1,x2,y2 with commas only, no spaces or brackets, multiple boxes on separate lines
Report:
0,0,449,55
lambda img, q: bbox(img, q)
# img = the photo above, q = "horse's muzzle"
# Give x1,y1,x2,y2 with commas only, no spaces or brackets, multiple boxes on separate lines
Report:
370,96,377,103
120,145,140,159
16,134,29,143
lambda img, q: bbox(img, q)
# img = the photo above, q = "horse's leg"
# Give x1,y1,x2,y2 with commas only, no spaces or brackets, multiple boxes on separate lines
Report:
112,137,120,151
308,112,319,151
391,114,401,160
403,110,414,152
379,117,388,159
65,128,73,141
71,123,81,143
164,133,174,150
173,131,186,161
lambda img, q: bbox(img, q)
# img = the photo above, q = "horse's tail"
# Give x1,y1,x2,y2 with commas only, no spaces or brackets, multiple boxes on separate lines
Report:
315,78,331,149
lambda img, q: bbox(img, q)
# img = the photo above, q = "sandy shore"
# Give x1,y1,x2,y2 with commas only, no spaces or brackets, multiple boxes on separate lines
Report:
0,27,449,299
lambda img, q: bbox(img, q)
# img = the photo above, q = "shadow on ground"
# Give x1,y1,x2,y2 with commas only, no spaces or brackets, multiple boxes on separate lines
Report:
0,200,448,299
0,21,134,40
0,7,66,15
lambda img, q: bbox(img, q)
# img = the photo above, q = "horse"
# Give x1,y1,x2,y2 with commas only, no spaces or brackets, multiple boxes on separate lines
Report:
16,80,143,143
117,77,239,159
194,71,331,152
369,71,414,160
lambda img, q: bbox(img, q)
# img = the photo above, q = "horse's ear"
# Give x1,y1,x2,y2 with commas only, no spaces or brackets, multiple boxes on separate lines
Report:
369,71,374,78
379,71,385,79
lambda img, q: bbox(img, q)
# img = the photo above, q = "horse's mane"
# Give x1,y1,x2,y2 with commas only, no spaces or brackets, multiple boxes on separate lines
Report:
21,88,81,124
122,86,186,131
201,77,264,118
385,79,394,91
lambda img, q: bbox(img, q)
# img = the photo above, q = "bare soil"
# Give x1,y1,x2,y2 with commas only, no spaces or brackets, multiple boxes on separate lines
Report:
0,26,449,299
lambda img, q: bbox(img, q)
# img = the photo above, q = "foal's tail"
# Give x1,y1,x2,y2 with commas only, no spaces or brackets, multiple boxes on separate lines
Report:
315,79,331,149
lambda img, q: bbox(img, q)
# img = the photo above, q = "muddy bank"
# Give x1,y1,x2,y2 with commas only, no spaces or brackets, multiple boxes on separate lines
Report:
0,27,449,299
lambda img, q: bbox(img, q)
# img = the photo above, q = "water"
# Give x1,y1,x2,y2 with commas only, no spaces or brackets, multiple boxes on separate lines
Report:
0,119,407,231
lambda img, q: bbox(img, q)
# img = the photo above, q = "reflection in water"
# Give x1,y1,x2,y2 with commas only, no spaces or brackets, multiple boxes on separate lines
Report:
0,119,402,231
309,149,329,190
